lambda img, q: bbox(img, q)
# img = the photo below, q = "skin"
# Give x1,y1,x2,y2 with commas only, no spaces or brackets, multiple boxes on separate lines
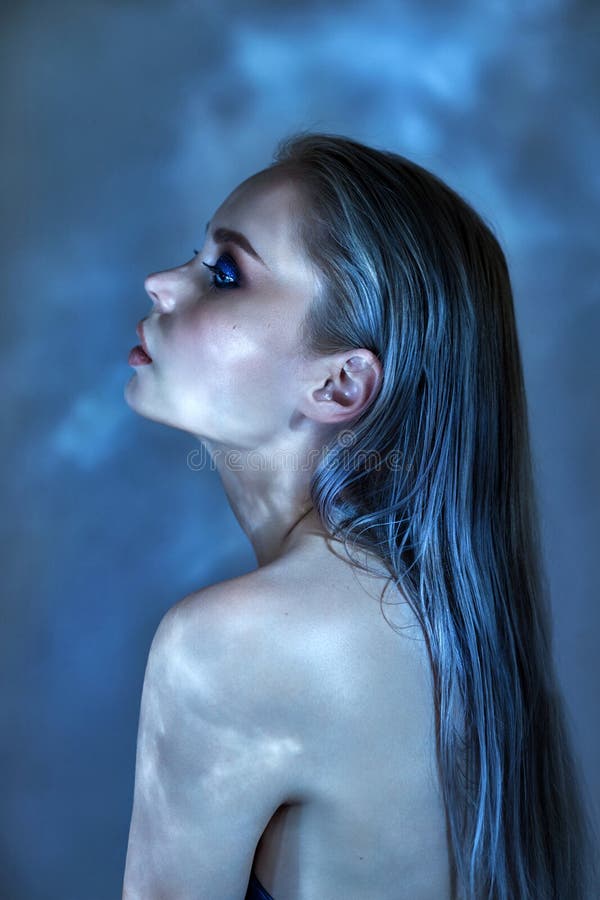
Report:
123,170,451,899
124,168,381,566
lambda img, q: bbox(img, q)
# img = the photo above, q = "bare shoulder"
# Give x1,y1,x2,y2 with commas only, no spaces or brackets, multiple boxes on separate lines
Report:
148,569,289,703
153,567,309,673
148,561,375,747
147,567,329,733
147,548,429,769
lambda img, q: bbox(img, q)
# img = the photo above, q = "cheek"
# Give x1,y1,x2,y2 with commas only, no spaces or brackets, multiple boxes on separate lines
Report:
170,308,292,400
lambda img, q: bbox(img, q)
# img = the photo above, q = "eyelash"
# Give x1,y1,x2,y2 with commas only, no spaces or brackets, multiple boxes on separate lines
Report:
193,249,240,290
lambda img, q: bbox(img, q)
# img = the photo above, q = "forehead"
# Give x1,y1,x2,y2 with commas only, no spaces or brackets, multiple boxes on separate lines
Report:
210,170,305,270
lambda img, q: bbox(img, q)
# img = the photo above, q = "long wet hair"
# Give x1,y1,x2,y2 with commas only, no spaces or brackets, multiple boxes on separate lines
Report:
270,134,595,899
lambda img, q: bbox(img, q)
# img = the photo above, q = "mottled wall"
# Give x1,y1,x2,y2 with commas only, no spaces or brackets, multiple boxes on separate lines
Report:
2,1,598,896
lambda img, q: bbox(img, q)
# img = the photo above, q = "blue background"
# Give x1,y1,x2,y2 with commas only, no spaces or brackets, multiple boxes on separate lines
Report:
2,1,598,896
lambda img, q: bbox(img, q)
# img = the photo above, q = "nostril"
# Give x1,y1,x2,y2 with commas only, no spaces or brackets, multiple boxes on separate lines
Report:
144,280,161,307
144,272,175,312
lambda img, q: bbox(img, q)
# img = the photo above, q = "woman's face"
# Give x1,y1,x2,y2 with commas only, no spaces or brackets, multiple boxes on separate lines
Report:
125,170,320,448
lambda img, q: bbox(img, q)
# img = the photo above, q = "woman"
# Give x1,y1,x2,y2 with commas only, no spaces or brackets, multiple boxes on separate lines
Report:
123,134,593,899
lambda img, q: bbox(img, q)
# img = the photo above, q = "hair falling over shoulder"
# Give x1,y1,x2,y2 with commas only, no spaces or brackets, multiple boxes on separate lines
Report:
271,133,597,899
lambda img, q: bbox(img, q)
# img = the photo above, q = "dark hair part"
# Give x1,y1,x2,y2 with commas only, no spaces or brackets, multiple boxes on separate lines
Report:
270,133,596,899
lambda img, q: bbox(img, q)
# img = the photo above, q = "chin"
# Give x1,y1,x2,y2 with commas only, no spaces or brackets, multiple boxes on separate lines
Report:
124,376,162,422
123,379,194,434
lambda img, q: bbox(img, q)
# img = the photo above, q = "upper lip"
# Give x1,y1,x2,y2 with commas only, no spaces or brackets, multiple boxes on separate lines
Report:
136,319,152,358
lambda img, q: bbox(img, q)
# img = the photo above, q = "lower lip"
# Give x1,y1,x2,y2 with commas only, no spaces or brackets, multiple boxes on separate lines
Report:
128,345,153,366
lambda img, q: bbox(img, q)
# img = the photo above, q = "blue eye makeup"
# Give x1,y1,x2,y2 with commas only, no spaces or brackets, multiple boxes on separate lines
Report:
193,250,241,290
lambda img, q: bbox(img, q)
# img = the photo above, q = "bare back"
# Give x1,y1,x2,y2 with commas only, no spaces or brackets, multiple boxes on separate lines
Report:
246,533,452,899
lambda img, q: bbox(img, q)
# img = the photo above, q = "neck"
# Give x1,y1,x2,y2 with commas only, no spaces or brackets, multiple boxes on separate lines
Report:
200,438,329,567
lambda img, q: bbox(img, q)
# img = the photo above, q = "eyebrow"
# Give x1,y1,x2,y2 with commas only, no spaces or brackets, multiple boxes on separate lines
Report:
204,221,268,268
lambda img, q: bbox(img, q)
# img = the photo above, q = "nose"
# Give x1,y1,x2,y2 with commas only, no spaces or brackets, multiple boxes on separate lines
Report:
144,269,178,313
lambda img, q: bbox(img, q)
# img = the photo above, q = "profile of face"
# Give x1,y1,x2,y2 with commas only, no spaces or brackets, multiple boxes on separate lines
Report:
124,168,380,453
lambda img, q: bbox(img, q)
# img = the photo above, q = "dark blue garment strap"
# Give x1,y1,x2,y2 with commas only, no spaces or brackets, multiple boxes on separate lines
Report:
245,869,275,900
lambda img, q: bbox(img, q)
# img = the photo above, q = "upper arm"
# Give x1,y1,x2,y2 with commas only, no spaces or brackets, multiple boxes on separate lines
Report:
123,584,304,900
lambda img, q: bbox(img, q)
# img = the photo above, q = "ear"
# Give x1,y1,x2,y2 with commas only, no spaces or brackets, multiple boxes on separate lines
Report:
305,351,382,424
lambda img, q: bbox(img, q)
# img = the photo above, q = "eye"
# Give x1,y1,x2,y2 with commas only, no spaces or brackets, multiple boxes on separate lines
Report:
201,253,241,290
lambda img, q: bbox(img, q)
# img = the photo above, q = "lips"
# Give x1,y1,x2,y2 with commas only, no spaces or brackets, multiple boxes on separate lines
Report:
136,320,153,360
